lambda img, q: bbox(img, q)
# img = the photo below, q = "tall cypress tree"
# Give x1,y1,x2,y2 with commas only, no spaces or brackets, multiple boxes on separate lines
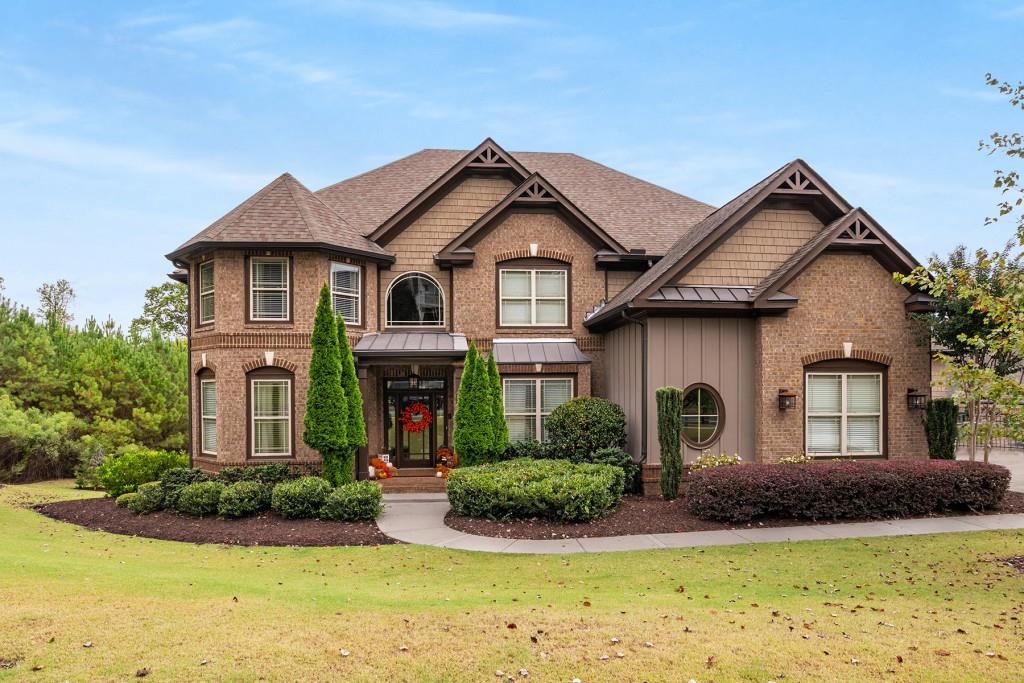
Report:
304,284,348,485
485,352,509,459
453,342,493,466
656,386,683,500
337,315,366,482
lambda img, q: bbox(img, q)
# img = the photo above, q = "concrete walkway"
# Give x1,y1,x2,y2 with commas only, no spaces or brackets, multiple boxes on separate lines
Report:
377,493,1024,554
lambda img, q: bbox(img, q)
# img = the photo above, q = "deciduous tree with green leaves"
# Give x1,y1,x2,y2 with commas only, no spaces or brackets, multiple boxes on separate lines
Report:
131,281,188,338
303,284,349,484
452,342,493,466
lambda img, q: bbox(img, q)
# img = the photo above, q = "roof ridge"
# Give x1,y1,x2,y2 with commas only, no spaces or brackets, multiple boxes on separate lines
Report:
206,173,289,241
281,173,321,241
316,149,458,194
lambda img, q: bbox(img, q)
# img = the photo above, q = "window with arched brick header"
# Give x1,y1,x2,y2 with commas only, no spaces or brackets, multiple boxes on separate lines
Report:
804,359,887,457
386,272,444,326
198,368,217,455
247,366,294,458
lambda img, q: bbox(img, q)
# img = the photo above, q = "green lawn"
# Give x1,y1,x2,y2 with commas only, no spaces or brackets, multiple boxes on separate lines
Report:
1,481,1022,682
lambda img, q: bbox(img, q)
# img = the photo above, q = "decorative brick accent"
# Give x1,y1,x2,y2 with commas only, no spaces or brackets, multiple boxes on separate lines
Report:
801,349,893,367
240,356,299,374
494,247,574,263
192,360,218,374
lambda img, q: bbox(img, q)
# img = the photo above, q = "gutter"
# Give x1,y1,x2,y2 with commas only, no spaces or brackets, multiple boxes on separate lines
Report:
621,307,648,465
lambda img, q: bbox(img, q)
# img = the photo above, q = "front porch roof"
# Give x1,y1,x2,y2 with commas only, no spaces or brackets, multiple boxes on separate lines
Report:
353,332,468,358
491,338,591,364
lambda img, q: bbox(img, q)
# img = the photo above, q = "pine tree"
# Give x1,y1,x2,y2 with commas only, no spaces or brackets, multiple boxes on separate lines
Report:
452,342,493,466
336,315,365,483
485,352,508,458
304,284,348,485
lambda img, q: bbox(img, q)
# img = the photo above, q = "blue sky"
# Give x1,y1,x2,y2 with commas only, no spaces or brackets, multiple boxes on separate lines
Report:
1,1,1022,326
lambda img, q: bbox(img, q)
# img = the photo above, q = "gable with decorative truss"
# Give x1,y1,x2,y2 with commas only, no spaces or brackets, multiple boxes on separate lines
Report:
834,217,880,243
437,172,626,265
369,138,529,245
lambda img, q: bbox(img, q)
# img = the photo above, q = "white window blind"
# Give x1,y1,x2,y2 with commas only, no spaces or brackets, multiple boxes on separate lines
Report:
806,372,882,456
200,379,217,454
252,379,291,456
503,377,573,442
499,269,567,326
250,257,289,320
331,262,360,325
198,261,214,325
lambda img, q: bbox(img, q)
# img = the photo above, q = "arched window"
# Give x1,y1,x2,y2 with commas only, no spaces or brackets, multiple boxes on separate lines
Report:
386,272,444,326
681,383,724,448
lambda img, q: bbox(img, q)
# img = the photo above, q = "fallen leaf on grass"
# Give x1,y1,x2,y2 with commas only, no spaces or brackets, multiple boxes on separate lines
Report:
936,649,951,657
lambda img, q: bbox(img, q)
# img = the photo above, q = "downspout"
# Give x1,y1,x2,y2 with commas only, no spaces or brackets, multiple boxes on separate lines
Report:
621,308,648,464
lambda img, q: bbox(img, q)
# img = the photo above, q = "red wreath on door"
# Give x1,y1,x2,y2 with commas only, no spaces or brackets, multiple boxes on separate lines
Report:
400,402,432,433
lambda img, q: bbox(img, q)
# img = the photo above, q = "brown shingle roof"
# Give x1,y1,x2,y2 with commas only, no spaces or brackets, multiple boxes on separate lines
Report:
167,173,391,261
315,149,715,254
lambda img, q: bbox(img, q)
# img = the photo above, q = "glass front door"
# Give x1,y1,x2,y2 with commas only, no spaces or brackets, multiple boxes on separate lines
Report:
385,378,447,468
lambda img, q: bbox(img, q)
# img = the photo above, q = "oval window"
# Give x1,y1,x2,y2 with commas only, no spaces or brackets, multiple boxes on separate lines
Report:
681,384,723,448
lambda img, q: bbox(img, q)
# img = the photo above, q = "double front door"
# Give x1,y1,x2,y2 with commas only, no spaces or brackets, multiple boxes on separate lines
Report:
385,378,447,468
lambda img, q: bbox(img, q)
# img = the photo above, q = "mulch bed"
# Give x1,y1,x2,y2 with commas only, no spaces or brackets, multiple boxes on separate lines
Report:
35,497,396,547
444,491,1024,540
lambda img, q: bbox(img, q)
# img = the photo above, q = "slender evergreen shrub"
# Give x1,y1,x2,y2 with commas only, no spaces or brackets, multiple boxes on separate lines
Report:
656,387,683,500
319,481,383,521
303,285,349,485
485,353,509,458
453,343,494,465
271,476,333,519
925,398,959,459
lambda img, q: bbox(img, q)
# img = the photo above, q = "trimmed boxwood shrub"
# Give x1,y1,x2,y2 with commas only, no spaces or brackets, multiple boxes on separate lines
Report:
97,447,187,497
545,397,627,462
590,447,641,494
446,458,624,522
126,481,164,515
687,460,1010,523
176,480,225,517
271,476,333,519
115,492,137,508
500,439,554,461
218,481,272,518
319,481,383,521
218,464,297,487
160,467,209,509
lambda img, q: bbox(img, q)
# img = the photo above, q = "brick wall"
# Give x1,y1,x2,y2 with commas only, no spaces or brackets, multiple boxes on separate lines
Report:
678,209,822,286
755,252,930,462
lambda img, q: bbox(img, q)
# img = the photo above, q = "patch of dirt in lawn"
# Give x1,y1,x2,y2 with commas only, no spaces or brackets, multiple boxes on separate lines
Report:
445,491,1024,540
35,497,396,547
1003,556,1024,573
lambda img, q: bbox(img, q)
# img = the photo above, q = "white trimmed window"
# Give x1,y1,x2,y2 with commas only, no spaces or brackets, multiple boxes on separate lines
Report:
331,262,361,325
386,272,444,326
503,377,573,442
200,378,217,455
806,372,883,456
198,261,214,325
499,269,567,326
250,257,289,320
251,378,292,456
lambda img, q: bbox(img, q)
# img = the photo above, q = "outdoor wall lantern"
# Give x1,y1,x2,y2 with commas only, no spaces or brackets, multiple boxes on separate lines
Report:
778,389,797,411
906,388,927,410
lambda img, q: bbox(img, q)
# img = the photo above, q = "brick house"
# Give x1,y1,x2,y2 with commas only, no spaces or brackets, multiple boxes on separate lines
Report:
166,138,933,489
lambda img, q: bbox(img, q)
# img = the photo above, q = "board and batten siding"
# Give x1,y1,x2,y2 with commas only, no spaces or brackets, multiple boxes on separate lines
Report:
603,322,644,458
646,317,756,464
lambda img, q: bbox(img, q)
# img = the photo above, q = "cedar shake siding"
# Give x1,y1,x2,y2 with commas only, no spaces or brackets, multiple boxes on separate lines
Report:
167,143,931,477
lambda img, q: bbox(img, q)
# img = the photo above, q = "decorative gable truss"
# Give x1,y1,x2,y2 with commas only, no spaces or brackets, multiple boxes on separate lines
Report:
750,208,924,310
369,138,530,245
436,172,627,266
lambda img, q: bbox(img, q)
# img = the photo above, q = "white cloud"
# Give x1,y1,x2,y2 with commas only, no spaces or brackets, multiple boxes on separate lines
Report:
240,50,337,84
306,0,539,29
158,18,262,45
0,123,269,191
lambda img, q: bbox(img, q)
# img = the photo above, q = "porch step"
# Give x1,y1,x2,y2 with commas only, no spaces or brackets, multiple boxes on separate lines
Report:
377,475,448,493
394,468,437,478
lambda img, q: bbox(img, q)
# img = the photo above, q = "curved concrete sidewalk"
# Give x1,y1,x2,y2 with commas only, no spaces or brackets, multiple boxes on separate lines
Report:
377,493,1024,554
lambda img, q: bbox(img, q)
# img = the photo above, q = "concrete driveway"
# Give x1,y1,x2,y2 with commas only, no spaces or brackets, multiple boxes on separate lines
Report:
958,447,1024,492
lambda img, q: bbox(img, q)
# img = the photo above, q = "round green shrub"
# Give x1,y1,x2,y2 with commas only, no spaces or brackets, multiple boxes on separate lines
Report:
589,447,641,493
271,476,333,519
115,492,138,508
218,481,272,518
98,447,188,497
544,397,626,462
176,480,225,517
500,439,554,461
319,481,383,521
126,481,165,515
160,467,209,509
446,458,624,522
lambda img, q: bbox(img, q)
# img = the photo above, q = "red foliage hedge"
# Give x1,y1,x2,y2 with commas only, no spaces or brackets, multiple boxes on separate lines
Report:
686,460,1010,523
